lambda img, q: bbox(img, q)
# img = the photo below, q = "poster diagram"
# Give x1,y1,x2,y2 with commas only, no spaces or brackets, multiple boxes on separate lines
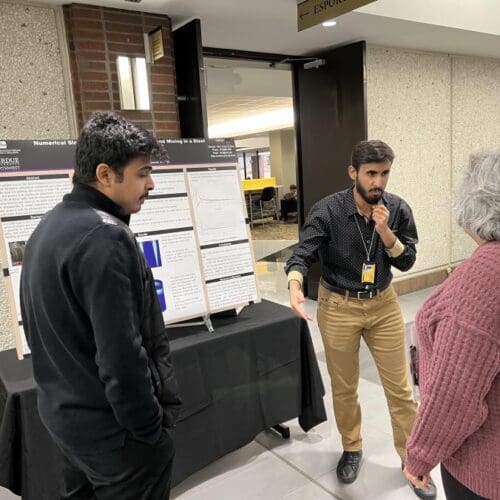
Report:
187,167,247,245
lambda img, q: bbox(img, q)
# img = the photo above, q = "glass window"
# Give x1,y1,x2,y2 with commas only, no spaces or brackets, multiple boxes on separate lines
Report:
117,56,150,111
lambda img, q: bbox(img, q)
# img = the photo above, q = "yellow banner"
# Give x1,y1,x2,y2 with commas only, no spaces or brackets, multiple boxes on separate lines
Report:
242,177,276,191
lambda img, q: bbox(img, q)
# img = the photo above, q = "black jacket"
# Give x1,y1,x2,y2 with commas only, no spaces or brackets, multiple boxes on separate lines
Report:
20,184,181,453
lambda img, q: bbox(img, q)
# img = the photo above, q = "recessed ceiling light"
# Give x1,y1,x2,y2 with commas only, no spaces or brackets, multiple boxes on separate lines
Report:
322,20,337,27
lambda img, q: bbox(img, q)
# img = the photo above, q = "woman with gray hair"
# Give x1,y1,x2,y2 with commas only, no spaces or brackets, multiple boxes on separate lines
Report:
403,151,499,499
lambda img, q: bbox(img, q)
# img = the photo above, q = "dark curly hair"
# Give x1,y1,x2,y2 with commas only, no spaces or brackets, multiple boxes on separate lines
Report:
73,111,164,184
351,140,394,171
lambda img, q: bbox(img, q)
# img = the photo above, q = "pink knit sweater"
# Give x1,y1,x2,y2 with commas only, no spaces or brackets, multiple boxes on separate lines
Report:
406,241,500,499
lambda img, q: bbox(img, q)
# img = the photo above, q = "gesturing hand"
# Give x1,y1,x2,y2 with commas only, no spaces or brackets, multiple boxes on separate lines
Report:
371,204,390,234
289,281,312,321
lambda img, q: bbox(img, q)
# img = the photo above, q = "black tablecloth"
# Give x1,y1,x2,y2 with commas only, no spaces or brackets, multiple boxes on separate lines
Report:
0,300,326,498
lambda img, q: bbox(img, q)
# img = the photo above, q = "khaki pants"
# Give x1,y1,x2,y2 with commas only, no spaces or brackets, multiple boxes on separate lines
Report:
317,284,417,460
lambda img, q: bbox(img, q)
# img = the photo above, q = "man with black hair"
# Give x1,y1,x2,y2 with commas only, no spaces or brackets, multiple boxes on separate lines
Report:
284,184,298,200
285,140,436,499
20,111,181,499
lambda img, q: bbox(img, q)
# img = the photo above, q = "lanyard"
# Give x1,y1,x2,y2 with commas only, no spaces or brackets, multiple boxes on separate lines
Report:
354,214,376,261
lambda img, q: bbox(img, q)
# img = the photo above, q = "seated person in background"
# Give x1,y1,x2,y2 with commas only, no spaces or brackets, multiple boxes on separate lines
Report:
282,184,298,221
284,183,298,200
404,150,500,500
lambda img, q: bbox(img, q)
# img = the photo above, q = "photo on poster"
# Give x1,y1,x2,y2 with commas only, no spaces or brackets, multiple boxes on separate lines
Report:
140,239,163,268
154,279,167,312
8,240,26,267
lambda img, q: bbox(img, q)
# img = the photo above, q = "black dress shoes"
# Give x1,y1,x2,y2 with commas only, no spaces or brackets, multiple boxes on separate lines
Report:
336,450,362,484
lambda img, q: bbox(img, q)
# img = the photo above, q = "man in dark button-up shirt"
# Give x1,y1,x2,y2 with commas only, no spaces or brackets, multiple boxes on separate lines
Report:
285,140,436,499
286,187,418,291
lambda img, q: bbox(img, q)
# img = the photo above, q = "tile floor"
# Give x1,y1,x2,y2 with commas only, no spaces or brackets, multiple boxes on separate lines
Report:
0,239,442,500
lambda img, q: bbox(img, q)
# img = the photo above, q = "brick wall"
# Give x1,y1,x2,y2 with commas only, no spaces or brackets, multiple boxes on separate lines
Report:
63,4,180,138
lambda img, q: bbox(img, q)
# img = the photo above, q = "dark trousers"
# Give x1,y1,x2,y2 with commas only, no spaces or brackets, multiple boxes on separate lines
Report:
441,464,487,500
280,198,298,221
58,429,174,500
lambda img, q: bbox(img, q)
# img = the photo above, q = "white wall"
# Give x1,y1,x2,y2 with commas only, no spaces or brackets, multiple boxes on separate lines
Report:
269,128,296,194
451,56,500,261
0,1,72,351
366,45,500,277
359,0,500,36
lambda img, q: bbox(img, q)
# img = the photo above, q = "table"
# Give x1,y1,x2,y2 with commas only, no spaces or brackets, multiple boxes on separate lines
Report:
0,300,326,498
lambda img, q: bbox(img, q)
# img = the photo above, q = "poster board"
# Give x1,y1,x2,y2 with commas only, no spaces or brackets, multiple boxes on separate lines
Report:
0,138,260,359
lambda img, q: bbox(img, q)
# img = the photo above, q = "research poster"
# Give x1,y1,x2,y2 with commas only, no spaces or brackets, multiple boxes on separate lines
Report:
0,140,75,357
0,138,260,358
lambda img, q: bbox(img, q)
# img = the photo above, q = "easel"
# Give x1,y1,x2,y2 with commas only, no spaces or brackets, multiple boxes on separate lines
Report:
166,314,214,333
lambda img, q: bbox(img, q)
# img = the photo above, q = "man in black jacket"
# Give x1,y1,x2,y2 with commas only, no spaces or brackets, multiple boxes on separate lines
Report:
20,111,181,499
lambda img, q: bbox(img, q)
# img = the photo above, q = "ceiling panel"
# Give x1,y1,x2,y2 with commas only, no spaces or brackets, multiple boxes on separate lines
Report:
207,96,293,128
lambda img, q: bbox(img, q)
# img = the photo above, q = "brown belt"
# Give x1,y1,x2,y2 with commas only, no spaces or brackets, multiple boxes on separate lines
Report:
320,278,388,300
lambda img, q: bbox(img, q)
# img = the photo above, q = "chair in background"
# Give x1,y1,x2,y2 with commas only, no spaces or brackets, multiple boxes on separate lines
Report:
258,186,278,224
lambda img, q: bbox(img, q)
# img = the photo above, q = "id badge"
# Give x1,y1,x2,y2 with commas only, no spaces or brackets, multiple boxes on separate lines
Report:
361,261,376,285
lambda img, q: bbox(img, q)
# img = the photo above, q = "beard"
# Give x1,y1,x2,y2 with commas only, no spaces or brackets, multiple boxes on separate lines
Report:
355,179,383,205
